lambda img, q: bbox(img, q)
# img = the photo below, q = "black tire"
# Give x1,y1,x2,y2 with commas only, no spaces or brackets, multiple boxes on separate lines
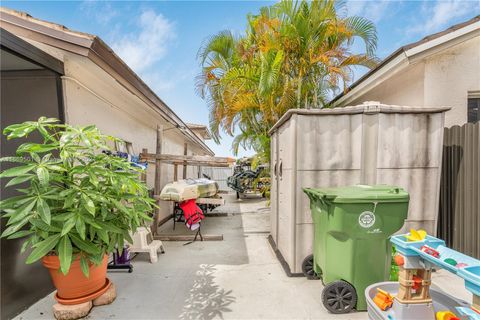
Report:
302,254,320,280
322,280,357,314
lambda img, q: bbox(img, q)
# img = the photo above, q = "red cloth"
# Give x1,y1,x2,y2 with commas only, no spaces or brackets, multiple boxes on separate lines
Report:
179,199,204,228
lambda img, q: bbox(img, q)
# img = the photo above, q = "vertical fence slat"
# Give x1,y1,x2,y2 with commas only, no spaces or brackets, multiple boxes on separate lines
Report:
438,122,480,258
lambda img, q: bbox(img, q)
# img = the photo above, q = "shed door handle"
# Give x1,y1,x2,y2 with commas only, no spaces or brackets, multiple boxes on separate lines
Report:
274,162,277,176
279,160,283,178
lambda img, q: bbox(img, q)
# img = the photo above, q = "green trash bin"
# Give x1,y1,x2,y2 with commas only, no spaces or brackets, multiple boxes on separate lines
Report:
303,185,408,314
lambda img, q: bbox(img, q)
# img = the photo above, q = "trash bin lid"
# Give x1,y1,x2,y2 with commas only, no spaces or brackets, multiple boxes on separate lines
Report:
303,185,409,203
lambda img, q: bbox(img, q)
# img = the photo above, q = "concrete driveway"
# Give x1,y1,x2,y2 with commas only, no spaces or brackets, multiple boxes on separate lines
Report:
15,193,471,320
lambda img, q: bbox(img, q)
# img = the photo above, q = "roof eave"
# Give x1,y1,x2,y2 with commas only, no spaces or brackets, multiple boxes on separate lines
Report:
330,15,480,107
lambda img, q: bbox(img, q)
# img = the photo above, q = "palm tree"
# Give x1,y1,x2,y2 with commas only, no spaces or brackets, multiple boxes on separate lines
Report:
197,0,378,159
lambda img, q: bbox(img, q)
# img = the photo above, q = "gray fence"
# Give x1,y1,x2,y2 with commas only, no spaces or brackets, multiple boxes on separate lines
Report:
200,166,233,191
437,122,479,259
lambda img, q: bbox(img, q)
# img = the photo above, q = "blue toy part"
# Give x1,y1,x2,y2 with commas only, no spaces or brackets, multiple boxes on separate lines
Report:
459,266,480,296
416,245,480,274
391,234,480,298
456,306,480,320
391,234,445,256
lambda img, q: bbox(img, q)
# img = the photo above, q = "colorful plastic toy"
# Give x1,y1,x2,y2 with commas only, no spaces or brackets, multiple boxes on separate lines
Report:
456,307,480,320
444,258,457,266
405,229,427,242
366,233,480,320
421,245,440,258
436,310,460,320
374,288,394,311
394,255,405,267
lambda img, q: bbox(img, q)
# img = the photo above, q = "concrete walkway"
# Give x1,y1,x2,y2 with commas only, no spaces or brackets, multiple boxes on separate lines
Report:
15,194,471,320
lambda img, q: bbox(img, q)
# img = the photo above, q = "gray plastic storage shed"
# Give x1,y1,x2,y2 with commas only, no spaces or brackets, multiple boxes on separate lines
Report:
268,102,450,275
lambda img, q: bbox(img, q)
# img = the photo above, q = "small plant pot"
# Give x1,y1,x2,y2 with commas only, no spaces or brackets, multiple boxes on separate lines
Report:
43,254,109,304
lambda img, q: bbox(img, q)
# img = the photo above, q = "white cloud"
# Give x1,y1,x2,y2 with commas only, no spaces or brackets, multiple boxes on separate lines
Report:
80,1,118,25
346,0,393,23
407,0,478,35
111,9,176,73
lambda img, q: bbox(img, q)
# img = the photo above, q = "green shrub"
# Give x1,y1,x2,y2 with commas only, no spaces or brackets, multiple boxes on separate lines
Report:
0,117,154,276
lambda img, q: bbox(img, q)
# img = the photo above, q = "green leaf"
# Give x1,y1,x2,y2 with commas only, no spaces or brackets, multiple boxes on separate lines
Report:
7,200,36,225
36,198,51,225
61,217,76,236
82,214,102,229
20,238,31,253
75,217,86,240
16,143,58,154
25,234,61,264
3,123,36,139
0,164,35,178
81,194,95,215
89,173,99,187
89,224,96,241
52,212,75,222
138,210,153,222
46,164,66,172
0,156,32,164
90,253,104,265
31,152,41,163
30,218,61,232
97,229,109,243
63,193,76,209
95,221,124,234
80,255,90,278
36,167,49,187
1,216,31,238
7,229,34,239
5,174,34,187
58,236,73,275
123,231,133,245
70,234,101,255
0,195,34,209
117,234,124,255
112,199,130,215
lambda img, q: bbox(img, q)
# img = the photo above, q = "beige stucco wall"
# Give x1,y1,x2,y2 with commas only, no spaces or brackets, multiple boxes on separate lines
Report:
346,35,480,127
424,36,480,127
23,39,210,222
351,63,425,107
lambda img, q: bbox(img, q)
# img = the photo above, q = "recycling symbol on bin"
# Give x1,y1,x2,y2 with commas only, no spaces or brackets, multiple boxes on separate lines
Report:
358,211,376,228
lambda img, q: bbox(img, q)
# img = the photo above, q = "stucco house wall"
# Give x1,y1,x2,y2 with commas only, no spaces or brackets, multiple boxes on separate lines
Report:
339,24,479,128
423,36,480,127
349,63,425,107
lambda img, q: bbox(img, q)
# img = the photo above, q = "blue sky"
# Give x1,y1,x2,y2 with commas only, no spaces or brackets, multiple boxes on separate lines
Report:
2,1,479,157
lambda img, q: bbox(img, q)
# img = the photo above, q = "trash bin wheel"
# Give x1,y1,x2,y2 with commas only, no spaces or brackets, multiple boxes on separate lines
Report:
322,280,357,314
301,254,320,280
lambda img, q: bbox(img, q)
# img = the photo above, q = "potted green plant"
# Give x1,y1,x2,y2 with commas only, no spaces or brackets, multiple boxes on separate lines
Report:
0,117,154,304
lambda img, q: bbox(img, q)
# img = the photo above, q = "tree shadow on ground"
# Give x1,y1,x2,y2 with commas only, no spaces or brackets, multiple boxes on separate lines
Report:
179,264,236,320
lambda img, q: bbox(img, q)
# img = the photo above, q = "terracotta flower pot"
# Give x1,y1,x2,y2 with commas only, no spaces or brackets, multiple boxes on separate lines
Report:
43,254,110,304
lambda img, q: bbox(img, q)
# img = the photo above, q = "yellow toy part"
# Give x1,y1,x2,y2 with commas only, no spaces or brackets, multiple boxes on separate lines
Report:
436,310,460,320
405,228,427,242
